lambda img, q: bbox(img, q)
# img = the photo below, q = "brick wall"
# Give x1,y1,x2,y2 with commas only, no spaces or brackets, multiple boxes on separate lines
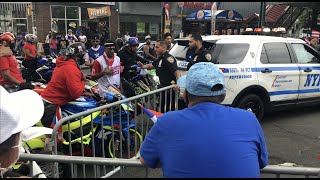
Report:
34,4,51,42
110,8,119,39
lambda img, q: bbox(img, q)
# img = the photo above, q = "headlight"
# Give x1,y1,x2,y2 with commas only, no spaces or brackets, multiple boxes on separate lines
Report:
153,76,159,82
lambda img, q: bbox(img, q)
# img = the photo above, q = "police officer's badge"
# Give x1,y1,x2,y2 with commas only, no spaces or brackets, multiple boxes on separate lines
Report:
167,56,175,64
205,53,212,61
193,55,198,62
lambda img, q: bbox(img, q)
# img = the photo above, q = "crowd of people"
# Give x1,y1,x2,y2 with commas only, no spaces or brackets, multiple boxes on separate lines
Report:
0,29,270,178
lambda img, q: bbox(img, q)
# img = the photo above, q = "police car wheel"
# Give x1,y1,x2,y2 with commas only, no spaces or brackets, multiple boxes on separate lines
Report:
236,94,265,121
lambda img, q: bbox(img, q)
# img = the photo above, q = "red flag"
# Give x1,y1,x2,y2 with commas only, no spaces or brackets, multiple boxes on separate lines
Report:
164,4,170,21
312,30,319,38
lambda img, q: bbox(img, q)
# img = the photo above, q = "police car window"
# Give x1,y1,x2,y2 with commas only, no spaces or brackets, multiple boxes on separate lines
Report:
291,43,320,64
170,44,189,60
262,42,292,64
214,43,249,64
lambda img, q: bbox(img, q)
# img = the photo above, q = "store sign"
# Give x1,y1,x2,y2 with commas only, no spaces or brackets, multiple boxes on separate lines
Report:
137,22,145,34
178,2,212,10
196,10,205,20
87,6,111,19
150,23,159,35
69,22,77,28
80,2,115,5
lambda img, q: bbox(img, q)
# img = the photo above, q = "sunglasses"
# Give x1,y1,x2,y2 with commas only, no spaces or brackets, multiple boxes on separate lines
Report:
92,40,100,43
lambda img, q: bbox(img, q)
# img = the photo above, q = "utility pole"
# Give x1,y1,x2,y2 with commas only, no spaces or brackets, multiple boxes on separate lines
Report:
259,2,266,28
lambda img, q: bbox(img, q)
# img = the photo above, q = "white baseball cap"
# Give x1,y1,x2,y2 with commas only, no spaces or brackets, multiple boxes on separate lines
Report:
0,86,44,144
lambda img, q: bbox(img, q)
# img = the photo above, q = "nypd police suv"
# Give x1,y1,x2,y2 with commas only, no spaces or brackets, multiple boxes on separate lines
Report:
171,35,320,120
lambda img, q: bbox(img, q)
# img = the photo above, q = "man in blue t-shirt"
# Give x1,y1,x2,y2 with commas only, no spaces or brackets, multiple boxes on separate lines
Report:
84,34,104,70
140,62,268,178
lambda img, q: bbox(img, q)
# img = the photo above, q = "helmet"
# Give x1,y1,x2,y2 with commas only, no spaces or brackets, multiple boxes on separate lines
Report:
0,32,15,43
126,37,139,46
25,34,37,43
65,42,88,56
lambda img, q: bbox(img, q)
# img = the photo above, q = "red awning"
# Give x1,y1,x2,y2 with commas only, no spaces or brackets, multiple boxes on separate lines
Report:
265,4,289,23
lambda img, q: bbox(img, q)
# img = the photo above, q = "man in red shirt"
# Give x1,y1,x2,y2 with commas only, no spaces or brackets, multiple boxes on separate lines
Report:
0,32,33,90
22,34,38,82
40,42,87,127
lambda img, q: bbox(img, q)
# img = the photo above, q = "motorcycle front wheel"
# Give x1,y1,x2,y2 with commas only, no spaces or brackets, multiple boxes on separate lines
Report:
107,128,142,159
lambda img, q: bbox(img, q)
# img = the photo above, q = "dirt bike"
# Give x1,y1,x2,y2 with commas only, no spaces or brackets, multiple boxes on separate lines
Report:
19,55,56,83
32,80,154,159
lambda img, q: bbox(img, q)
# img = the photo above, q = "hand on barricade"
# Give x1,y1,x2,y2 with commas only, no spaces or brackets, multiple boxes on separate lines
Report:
173,84,179,92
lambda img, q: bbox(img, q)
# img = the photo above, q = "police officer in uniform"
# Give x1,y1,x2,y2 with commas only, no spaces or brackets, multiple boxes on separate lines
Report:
138,40,181,112
187,33,213,70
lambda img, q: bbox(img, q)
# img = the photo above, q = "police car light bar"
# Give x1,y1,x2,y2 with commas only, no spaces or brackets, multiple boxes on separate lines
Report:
263,28,271,33
272,27,286,33
254,28,262,32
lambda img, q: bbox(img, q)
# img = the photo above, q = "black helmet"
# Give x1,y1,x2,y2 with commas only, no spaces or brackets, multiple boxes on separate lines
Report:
65,42,88,56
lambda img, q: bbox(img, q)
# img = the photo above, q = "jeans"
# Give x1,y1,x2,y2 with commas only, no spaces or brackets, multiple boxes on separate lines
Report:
22,58,38,82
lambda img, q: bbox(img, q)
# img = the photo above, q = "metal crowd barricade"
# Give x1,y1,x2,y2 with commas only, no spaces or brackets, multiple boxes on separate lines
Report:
19,153,320,178
47,85,178,178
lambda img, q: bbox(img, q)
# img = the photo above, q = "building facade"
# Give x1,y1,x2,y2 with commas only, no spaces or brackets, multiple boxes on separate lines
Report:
0,2,31,34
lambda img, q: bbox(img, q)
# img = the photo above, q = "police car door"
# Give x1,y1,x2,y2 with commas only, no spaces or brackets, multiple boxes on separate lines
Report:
257,41,299,102
290,42,320,100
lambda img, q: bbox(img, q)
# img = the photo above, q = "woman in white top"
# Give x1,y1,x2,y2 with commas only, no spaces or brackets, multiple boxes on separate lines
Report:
78,31,87,45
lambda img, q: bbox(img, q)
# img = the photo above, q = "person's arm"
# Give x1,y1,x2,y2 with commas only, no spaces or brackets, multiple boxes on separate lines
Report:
66,69,85,100
143,45,156,60
91,61,113,81
137,61,154,70
174,69,181,81
84,36,87,44
74,35,78,42
255,114,268,169
139,118,161,168
136,54,148,63
1,69,22,85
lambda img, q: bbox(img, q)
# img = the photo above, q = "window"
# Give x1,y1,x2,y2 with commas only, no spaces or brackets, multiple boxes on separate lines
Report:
291,43,320,64
261,42,292,64
51,6,80,35
66,7,79,19
213,43,250,64
12,10,26,18
169,40,216,61
12,19,27,34
51,6,65,19
0,7,27,34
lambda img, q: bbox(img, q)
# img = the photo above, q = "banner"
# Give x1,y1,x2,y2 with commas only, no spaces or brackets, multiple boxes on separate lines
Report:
164,3,171,33
211,2,219,35
87,6,111,19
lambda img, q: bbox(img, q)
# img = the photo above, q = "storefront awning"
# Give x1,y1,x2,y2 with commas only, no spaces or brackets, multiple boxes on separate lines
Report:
0,2,32,11
185,9,243,21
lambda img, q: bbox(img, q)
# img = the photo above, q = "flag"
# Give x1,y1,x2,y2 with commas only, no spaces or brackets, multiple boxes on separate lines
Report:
311,30,319,38
211,2,219,35
139,104,163,123
164,3,170,21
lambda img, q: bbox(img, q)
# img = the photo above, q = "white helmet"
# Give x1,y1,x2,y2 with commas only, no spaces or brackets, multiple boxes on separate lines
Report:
25,34,37,43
